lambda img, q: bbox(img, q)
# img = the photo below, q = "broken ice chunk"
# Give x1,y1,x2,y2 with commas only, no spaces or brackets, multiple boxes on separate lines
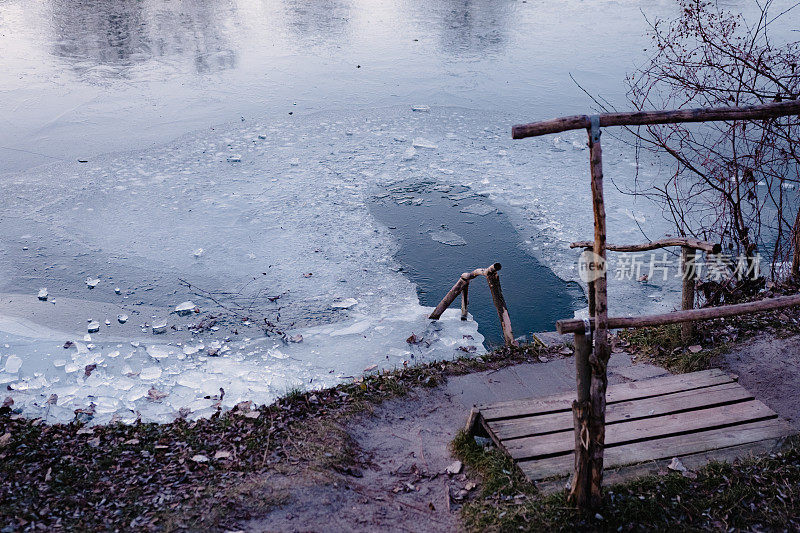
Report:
460,203,496,216
37,288,48,301
174,301,198,316
140,367,162,380
86,278,100,289
147,345,172,360
257,133,267,139
104,319,111,326
429,230,467,246
226,154,242,162
412,137,437,149
411,105,430,112
115,287,121,295
193,248,205,258
182,344,201,356
331,298,358,310
402,147,417,161
117,314,128,324
4,355,22,373
87,321,100,333
152,321,168,334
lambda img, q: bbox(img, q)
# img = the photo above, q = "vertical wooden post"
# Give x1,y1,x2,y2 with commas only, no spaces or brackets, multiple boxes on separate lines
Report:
588,279,596,319
570,116,610,510
681,246,696,342
569,330,592,506
485,264,518,347
461,283,469,321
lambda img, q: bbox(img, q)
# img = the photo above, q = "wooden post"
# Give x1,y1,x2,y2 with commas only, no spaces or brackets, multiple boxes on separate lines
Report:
461,283,469,321
582,117,611,509
569,330,592,507
485,264,518,347
681,246,696,342
429,273,471,319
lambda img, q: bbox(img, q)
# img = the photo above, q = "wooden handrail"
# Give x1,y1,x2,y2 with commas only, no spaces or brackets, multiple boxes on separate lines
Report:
512,100,800,139
556,293,800,334
428,262,518,347
570,238,721,254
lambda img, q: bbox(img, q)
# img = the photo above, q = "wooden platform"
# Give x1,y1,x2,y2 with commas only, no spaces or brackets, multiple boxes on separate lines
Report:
467,369,795,484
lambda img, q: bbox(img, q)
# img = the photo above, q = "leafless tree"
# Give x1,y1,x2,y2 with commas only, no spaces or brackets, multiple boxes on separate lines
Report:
626,0,800,288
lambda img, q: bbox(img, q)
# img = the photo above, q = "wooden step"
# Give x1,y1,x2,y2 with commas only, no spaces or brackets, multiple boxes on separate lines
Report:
468,369,795,483
504,399,776,460
518,418,792,481
479,369,735,421
491,381,751,441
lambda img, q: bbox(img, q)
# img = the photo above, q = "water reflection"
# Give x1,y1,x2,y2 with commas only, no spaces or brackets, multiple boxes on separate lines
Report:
47,0,239,78
409,0,514,58
280,0,353,47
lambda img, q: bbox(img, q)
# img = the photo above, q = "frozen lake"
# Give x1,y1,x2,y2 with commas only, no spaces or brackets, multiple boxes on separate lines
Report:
0,0,782,423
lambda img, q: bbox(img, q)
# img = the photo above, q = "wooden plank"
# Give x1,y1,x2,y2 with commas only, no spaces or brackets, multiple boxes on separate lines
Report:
519,418,793,481
504,399,776,460
535,436,788,492
479,369,733,420
491,381,751,441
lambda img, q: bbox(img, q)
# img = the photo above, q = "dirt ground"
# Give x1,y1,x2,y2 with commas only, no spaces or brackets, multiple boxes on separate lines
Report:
235,333,800,532
237,352,663,532
718,333,800,429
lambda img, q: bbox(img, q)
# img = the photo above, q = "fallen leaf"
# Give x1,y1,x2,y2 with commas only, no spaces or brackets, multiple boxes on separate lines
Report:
445,460,463,475
235,400,253,412
245,411,260,419
84,364,97,377
0,433,10,446
668,457,687,472
147,387,168,402
191,454,209,463
406,333,422,344
214,450,232,460
688,345,702,353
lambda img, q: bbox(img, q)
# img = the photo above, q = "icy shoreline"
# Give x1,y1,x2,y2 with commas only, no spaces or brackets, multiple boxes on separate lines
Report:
0,105,679,423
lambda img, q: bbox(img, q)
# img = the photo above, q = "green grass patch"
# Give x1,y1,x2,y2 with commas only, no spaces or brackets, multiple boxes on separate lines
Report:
452,429,800,532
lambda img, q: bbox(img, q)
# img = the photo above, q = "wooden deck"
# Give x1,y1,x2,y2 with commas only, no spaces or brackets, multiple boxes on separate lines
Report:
467,369,795,484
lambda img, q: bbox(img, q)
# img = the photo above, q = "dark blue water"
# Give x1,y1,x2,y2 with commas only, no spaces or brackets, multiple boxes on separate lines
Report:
371,180,585,346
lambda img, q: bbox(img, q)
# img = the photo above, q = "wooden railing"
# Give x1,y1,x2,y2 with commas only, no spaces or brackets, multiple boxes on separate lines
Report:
570,237,720,341
512,100,800,510
428,262,518,347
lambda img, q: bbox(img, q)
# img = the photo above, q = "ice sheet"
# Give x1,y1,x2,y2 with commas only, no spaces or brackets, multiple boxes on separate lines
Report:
0,106,680,423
